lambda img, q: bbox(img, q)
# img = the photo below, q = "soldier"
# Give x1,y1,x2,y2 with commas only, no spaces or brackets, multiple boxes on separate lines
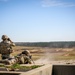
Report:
0,50,33,65
0,35,15,60
16,50,32,64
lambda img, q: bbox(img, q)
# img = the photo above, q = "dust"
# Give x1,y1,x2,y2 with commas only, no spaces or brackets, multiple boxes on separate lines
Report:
34,47,75,65
35,52,54,64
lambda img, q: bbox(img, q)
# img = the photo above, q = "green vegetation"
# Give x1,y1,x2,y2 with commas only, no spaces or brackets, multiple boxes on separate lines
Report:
0,63,43,71
3,64,43,71
0,64,5,67
10,64,41,69
15,41,75,48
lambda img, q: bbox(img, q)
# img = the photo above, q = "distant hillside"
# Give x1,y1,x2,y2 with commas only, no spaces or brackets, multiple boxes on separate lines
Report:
15,41,75,48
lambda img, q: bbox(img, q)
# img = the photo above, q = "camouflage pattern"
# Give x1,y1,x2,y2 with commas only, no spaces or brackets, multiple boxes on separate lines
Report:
22,50,31,56
0,50,32,65
1,35,8,40
0,35,15,60
0,57,16,65
0,49,32,65
0,41,12,54
16,53,32,64
18,50,32,64
6,58,17,65
1,54,10,60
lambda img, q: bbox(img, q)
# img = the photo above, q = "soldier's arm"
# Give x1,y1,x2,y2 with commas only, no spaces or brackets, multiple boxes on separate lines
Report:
28,60,32,64
27,56,33,64
28,58,32,64
11,42,15,46
8,38,15,46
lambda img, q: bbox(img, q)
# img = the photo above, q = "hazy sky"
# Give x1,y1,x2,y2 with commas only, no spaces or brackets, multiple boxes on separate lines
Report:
0,0,75,42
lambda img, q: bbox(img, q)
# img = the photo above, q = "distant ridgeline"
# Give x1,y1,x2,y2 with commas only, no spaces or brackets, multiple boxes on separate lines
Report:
15,41,75,48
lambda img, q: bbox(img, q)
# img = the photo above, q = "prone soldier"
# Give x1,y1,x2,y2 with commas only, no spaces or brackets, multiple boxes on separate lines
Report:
0,50,33,65
16,50,33,64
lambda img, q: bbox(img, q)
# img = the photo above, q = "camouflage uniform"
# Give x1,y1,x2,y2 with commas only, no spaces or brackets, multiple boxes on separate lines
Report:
0,35,15,60
0,50,32,65
16,52,32,64
0,57,17,65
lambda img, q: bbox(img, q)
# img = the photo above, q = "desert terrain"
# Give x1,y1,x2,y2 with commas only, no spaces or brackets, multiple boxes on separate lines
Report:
8,46,75,65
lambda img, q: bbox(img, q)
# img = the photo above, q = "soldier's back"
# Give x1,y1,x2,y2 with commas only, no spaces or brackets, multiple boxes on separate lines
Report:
0,41,11,54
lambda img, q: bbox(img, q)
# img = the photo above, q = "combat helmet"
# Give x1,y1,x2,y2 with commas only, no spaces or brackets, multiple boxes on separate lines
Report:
22,50,31,56
1,35,8,40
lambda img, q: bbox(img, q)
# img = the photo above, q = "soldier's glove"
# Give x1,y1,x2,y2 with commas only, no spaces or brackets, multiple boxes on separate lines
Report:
8,38,13,43
8,38,11,41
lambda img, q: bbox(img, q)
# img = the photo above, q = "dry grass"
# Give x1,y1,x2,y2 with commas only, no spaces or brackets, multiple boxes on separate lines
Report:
12,46,75,60
0,46,75,61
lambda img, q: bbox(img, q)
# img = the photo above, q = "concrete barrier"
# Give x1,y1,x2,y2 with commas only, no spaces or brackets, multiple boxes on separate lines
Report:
1,64,75,75
0,64,52,75
21,64,52,75
0,71,21,75
52,65,75,75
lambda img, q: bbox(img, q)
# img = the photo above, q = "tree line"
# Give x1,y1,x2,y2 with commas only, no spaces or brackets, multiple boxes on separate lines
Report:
15,41,75,48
